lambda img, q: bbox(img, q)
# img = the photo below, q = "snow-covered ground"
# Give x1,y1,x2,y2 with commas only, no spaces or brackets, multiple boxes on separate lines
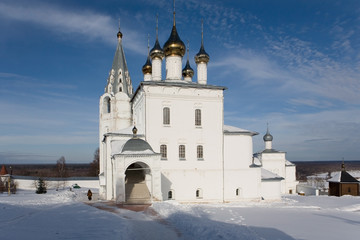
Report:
1,189,359,240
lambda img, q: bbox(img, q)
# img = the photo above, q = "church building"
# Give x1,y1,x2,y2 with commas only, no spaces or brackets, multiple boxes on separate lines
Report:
98,10,298,203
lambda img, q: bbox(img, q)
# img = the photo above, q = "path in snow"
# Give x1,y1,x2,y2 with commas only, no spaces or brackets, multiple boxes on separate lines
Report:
1,190,359,240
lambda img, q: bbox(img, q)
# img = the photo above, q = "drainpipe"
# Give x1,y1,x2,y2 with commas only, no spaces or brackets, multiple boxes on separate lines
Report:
111,157,114,200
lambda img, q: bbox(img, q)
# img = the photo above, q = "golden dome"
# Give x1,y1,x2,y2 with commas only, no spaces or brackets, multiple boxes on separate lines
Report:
163,12,185,57
195,44,209,64
182,59,194,78
195,20,209,64
150,39,164,59
142,55,152,75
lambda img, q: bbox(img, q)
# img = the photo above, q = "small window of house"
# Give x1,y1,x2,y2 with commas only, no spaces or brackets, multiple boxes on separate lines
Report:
168,190,174,200
236,188,242,197
179,145,185,159
163,107,170,125
197,145,203,160
195,109,201,126
196,188,203,199
160,145,167,160
104,97,111,113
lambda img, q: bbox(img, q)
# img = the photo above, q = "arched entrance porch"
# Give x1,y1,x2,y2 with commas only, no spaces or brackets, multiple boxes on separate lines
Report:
125,162,152,204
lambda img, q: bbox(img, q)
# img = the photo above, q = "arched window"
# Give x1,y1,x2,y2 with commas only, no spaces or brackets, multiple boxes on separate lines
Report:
179,145,185,159
103,97,111,113
163,107,170,125
119,87,122,92
195,109,201,126
197,145,203,160
196,188,203,199
160,145,167,159
168,190,174,200
236,188,242,197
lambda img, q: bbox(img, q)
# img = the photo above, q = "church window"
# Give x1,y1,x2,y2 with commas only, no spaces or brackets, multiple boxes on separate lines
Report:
104,97,111,113
197,145,203,160
195,109,201,126
168,190,174,200
179,145,185,159
236,188,242,197
163,107,170,125
196,188,203,199
160,145,167,159
119,87,122,92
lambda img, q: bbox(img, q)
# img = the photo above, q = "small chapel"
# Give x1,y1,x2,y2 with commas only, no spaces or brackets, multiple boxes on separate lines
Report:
98,9,298,203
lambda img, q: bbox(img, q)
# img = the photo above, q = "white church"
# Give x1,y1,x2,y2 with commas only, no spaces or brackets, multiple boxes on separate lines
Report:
98,11,298,204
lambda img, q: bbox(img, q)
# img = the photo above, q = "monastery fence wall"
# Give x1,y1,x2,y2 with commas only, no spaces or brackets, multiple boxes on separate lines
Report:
12,176,99,190
296,184,319,196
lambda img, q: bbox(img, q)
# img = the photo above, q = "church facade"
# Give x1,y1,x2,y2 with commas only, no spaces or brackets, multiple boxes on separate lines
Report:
98,12,297,203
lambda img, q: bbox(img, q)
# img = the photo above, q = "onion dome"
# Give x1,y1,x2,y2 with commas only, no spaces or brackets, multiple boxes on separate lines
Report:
195,44,210,64
182,42,194,78
142,37,152,75
150,39,164,59
163,12,185,57
195,21,209,64
142,55,152,75
263,127,273,142
117,30,123,39
182,59,194,78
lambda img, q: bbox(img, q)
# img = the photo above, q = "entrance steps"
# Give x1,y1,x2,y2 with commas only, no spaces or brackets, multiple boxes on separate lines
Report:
126,182,151,204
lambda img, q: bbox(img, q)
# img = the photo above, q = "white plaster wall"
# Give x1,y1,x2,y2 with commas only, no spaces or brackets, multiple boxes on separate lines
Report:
261,152,286,193
224,134,253,169
132,84,225,201
261,181,282,200
223,168,261,201
197,62,207,84
165,56,182,80
285,165,298,194
161,170,223,202
144,73,152,81
152,58,162,81
142,85,224,171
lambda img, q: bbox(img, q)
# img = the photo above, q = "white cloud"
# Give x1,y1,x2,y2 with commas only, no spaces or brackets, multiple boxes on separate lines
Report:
0,1,145,54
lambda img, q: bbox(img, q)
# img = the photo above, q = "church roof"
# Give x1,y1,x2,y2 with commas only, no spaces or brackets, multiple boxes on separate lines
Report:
261,168,284,181
261,149,285,154
121,138,155,154
105,31,133,97
0,165,8,175
223,125,258,136
131,81,226,102
328,170,359,183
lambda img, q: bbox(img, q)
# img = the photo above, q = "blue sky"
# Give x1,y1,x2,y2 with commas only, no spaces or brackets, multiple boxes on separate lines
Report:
0,0,359,164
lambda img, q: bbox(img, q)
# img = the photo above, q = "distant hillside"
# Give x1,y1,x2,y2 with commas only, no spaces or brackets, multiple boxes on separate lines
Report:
3,161,360,181
2,164,94,177
294,161,360,181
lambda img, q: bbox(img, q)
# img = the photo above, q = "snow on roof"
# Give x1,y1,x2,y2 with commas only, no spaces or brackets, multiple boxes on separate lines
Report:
253,156,262,166
261,168,284,181
109,126,144,135
285,160,295,166
223,125,258,136
111,138,158,156
328,171,359,183
111,140,128,155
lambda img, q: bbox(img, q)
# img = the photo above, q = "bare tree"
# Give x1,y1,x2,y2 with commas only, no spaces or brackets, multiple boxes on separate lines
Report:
56,156,67,178
89,148,100,176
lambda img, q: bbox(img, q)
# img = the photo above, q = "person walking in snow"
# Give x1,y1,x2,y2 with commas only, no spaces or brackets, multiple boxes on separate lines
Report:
87,189,92,201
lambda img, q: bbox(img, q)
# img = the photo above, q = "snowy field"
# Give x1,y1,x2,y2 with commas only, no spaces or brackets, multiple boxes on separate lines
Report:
1,189,359,240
